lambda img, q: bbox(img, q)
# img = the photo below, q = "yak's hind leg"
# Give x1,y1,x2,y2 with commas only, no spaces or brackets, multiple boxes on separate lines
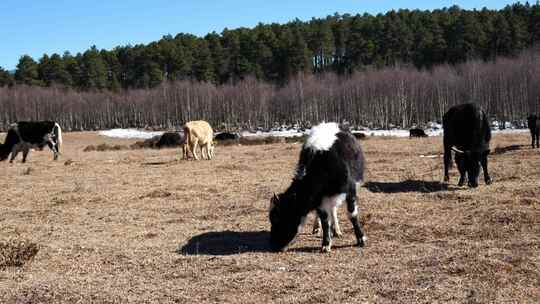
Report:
312,215,321,235
316,208,332,253
205,142,213,160
9,145,20,163
191,140,200,160
331,206,343,238
346,183,366,247
481,151,492,185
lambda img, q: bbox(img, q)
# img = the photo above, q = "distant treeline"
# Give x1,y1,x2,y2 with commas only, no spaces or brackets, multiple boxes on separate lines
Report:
0,2,540,90
0,48,538,131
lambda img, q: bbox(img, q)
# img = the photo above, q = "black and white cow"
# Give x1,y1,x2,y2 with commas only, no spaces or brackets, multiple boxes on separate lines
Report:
269,122,367,253
443,103,492,188
0,121,63,163
527,114,540,149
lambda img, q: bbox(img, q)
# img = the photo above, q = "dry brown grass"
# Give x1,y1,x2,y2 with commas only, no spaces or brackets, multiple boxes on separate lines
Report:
0,131,538,303
0,239,39,268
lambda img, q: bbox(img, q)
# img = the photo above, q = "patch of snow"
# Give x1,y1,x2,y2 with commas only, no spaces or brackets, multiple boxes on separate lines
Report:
99,129,163,139
363,129,411,137
240,129,306,138
493,128,529,134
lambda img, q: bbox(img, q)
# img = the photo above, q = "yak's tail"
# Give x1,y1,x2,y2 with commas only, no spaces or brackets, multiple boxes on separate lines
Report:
54,122,63,154
0,128,20,161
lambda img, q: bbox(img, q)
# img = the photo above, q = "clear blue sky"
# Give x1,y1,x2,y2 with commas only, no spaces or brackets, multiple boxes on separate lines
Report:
0,0,520,70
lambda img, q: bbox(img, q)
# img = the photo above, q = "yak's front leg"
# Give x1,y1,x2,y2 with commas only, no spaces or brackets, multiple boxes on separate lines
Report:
316,209,332,253
47,141,59,160
347,185,366,247
21,146,30,163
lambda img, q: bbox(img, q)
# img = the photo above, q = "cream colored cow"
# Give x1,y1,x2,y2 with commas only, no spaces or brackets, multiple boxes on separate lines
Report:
182,120,214,160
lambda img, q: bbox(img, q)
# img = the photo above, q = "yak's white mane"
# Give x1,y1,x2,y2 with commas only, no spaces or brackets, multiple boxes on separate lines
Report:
305,122,340,151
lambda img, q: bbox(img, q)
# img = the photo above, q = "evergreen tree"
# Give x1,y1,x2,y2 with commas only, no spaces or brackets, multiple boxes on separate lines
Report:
15,55,41,85
63,51,83,88
193,39,216,82
81,46,108,89
0,67,14,87
38,53,72,86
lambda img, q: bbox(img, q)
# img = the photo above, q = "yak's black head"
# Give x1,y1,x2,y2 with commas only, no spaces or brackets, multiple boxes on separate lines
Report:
454,149,489,188
269,193,301,252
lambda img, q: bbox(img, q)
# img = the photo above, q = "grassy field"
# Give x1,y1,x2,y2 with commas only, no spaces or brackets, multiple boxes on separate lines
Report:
0,131,539,303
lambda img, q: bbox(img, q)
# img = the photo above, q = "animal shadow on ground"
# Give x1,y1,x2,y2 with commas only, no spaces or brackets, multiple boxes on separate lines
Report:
492,144,526,155
291,243,359,253
364,180,452,193
179,231,270,255
142,160,178,166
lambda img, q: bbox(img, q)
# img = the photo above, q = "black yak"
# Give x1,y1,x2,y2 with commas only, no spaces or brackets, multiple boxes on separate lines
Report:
443,103,492,188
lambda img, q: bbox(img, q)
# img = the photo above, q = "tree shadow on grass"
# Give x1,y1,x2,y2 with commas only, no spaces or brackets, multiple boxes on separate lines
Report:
364,180,454,193
178,230,270,255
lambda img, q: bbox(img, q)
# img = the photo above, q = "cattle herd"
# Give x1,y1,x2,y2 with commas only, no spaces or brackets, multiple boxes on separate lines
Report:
0,103,538,253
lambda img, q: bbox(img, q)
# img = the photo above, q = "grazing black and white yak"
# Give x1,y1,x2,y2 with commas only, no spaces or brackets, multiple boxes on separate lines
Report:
269,122,367,253
443,103,492,188
527,114,539,149
409,128,428,137
0,121,63,163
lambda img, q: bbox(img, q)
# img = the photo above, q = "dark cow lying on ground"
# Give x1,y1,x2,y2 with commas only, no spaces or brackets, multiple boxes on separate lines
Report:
269,122,367,253
0,121,63,163
214,132,239,141
156,132,184,148
527,115,539,149
443,103,492,188
409,128,428,137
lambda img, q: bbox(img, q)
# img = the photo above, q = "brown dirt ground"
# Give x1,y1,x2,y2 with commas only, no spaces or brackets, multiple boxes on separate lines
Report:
0,132,539,303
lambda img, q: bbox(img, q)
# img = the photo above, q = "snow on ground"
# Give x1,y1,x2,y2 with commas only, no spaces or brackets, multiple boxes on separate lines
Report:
99,122,529,140
240,129,306,138
99,129,163,139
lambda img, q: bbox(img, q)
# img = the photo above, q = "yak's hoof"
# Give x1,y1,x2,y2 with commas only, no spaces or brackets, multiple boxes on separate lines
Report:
485,177,492,185
321,245,332,253
356,236,367,247
458,179,466,187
